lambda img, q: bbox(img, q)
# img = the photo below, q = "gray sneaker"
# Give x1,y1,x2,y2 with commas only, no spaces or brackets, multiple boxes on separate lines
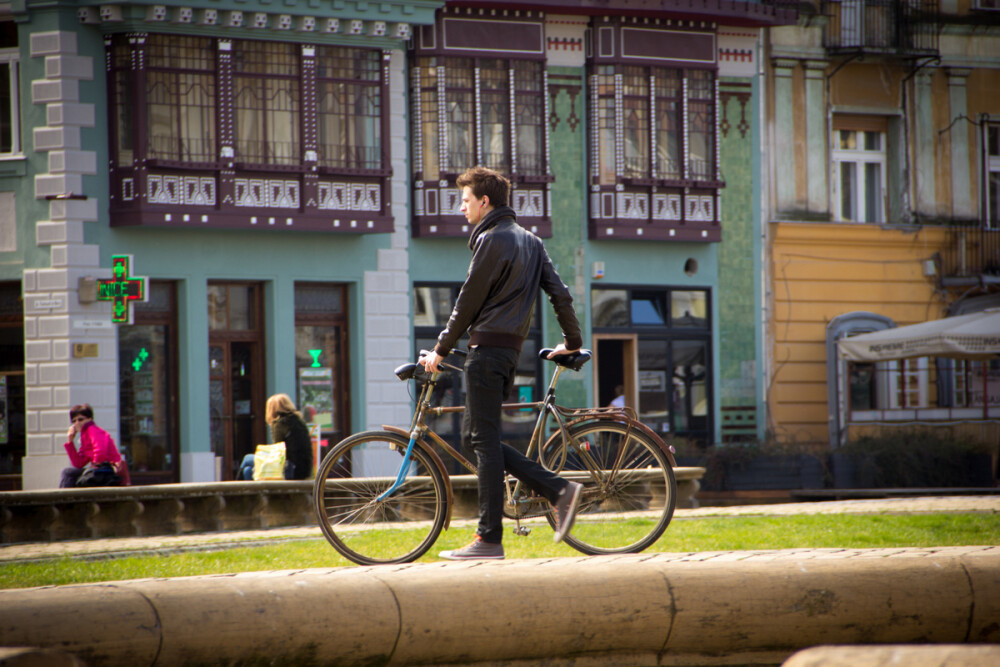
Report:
552,481,583,543
440,536,505,560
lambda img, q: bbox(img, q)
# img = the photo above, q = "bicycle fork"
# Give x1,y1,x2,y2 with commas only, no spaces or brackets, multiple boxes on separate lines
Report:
377,428,420,501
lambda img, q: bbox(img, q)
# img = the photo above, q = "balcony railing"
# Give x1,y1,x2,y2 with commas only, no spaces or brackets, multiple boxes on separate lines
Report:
939,226,1000,285
824,1,939,56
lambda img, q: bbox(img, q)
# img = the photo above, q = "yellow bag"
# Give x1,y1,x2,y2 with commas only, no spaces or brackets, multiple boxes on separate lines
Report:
252,442,286,481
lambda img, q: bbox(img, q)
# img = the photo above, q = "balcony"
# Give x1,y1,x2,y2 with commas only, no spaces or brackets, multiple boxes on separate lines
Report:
939,226,1000,287
823,0,939,57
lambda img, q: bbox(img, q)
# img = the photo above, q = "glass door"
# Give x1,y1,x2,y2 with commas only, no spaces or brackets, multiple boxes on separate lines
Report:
208,283,265,480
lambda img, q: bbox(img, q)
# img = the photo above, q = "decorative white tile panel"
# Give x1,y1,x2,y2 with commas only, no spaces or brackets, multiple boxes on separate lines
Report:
317,182,380,211
512,189,545,218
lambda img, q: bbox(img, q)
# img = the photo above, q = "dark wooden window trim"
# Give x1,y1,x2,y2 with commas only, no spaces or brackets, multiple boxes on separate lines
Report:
107,33,393,234
587,18,723,242
409,8,553,239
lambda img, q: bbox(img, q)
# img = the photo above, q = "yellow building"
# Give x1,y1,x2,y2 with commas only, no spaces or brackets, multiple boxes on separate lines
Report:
764,1,1000,450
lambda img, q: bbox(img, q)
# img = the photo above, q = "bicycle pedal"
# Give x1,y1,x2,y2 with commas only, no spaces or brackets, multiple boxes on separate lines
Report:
513,526,531,537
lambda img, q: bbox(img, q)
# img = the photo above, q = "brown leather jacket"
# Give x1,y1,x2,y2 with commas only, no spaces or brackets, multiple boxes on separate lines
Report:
434,206,582,356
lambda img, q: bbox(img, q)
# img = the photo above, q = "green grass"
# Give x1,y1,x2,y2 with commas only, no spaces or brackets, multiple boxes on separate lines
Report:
2,513,997,590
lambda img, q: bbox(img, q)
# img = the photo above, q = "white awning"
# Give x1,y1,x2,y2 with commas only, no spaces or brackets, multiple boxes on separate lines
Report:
837,308,1000,362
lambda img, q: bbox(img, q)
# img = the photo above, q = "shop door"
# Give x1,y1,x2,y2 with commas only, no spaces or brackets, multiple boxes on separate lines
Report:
208,283,265,480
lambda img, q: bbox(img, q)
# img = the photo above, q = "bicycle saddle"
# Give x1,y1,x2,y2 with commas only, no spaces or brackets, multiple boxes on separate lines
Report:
538,348,593,371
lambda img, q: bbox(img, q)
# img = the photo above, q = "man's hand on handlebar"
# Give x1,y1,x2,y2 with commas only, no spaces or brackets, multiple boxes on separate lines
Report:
546,343,580,359
418,349,444,374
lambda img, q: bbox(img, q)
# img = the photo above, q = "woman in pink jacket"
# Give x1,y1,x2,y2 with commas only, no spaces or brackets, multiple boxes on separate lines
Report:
60,404,128,487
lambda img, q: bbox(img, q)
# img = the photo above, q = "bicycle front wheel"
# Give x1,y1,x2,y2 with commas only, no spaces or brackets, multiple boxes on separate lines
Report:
313,430,448,565
543,419,676,555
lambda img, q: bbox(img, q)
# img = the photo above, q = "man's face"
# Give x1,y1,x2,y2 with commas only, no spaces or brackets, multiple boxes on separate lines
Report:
460,186,487,225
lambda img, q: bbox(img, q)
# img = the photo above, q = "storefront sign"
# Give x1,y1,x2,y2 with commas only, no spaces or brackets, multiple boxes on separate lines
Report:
72,319,112,330
31,298,63,310
299,367,334,429
97,254,148,324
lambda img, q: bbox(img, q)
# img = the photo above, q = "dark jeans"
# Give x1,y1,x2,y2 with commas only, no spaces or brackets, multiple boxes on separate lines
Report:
463,346,568,544
60,467,82,488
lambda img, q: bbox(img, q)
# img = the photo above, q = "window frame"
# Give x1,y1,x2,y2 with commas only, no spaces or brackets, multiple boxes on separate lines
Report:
591,285,713,444
0,44,20,157
409,10,553,238
831,127,887,223
106,33,393,232
412,281,545,464
586,19,723,242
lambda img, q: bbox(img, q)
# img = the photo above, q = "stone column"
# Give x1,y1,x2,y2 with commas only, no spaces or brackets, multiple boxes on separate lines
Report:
804,59,829,215
912,71,937,218
22,30,114,490
772,59,798,215
360,50,412,474
947,68,973,222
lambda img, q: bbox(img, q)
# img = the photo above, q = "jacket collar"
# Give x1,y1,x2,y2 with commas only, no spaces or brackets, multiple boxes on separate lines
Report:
468,205,516,250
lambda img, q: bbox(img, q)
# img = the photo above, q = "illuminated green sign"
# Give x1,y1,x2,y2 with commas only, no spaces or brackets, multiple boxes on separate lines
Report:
308,349,323,368
132,347,149,372
96,255,148,324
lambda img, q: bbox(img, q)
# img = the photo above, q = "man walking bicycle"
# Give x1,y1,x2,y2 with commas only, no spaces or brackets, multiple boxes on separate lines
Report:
419,166,584,560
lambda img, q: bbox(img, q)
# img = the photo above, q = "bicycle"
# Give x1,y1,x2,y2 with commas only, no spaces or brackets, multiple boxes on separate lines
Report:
312,348,678,565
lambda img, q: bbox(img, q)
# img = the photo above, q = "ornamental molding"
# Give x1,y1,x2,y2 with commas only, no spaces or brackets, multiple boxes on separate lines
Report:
76,3,430,41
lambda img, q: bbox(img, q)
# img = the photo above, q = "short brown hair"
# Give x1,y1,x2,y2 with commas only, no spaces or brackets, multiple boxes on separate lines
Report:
456,166,510,208
69,404,94,421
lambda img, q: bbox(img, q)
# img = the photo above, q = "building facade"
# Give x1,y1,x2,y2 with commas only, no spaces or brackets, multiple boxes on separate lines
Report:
1,0,794,491
763,0,1000,449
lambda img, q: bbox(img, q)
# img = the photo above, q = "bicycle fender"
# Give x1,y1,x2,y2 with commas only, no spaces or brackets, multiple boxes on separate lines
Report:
563,415,678,467
381,425,455,531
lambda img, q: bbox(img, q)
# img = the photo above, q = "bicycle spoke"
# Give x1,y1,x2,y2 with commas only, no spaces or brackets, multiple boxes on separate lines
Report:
313,432,447,565
545,419,676,554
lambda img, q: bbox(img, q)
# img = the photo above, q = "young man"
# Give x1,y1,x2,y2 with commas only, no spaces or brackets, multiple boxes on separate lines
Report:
419,166,583,560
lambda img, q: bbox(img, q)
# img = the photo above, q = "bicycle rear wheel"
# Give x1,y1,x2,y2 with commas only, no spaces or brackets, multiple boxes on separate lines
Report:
543,419,676,555
313,430,448,565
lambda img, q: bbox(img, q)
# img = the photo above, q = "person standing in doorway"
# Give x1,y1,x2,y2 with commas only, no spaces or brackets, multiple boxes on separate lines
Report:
419,166,584,560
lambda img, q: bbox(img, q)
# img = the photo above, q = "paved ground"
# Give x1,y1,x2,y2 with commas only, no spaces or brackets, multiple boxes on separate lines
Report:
2,495,997,565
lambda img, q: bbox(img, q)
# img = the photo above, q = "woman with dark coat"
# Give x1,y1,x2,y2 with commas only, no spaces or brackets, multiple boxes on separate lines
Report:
239,394,313,480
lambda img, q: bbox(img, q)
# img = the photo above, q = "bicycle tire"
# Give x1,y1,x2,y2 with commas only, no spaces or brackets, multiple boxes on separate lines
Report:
313,430,448,565
542,419,676,555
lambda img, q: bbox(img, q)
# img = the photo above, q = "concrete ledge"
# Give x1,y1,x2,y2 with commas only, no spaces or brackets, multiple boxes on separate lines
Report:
783,645,1000,667
0,547,996,666
0,468,705,544
0,482,316,543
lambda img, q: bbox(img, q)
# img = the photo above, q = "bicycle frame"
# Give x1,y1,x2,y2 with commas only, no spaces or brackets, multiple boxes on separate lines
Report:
378,361,582,502
377,352,676,511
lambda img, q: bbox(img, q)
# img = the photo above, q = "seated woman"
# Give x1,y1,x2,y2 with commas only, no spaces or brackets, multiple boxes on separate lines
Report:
61,403,130,487
239,394,313,480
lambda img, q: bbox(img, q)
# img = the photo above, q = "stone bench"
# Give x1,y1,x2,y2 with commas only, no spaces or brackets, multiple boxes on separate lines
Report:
0,467,704,544
0,482,316,545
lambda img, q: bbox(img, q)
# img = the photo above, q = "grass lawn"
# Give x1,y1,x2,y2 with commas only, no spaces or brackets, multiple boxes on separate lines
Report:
2,512,997,590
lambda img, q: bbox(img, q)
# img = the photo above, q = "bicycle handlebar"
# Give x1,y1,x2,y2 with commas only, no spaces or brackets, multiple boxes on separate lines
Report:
395,347,592,382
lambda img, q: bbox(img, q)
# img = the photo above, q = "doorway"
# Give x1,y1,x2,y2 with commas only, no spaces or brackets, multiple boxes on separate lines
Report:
594,334,637,410
208,283,265,480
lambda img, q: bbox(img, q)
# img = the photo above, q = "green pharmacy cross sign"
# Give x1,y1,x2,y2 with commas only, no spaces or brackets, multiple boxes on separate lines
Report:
97,255,148,324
